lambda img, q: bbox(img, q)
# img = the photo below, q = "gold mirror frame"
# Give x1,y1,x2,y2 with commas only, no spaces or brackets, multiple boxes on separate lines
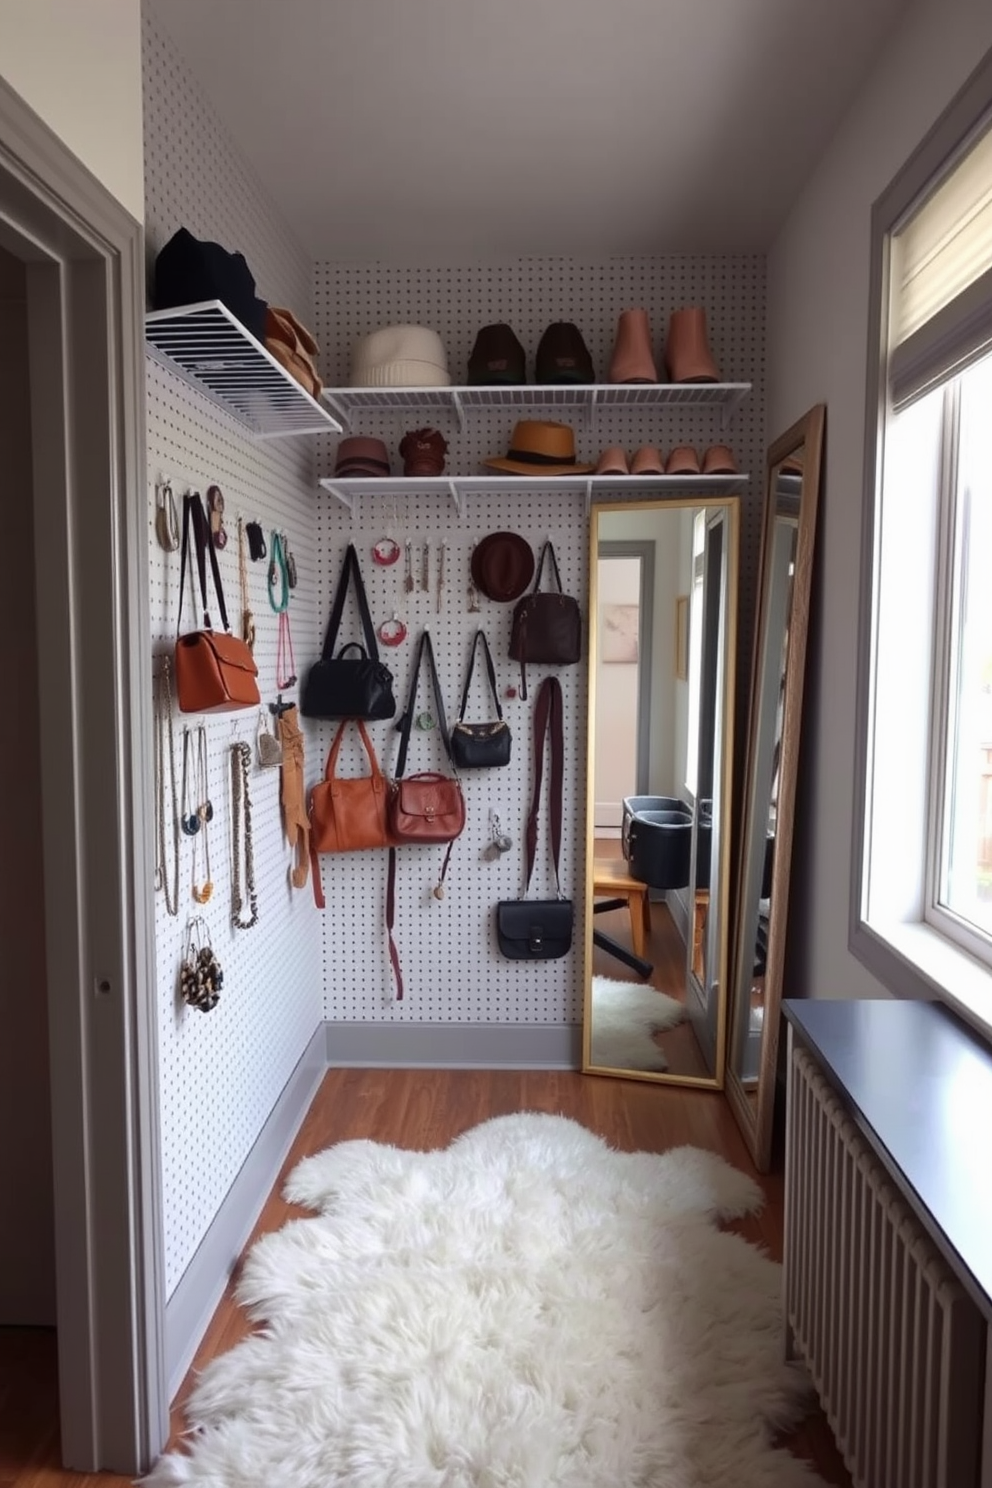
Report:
725,404,825,1167
581,496,739,1089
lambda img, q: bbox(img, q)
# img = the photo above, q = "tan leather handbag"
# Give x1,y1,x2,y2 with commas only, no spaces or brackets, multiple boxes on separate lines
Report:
175,491,259,714
309,718,394,908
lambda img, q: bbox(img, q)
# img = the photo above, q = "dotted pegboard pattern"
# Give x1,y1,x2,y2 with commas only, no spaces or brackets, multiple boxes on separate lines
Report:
312,258,767,1024
144,12,323,1298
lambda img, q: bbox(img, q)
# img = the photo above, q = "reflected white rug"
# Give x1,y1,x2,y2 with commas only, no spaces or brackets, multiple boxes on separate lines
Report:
590,975,685,1071
147,1114,824,1488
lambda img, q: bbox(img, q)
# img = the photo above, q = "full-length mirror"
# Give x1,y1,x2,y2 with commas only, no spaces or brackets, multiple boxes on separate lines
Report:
583,498,738,1086
726,405,825,1166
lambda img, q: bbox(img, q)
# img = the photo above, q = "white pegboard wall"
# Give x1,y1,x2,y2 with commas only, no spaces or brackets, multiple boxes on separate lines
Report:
144,12,323,1298
313,256,766,1026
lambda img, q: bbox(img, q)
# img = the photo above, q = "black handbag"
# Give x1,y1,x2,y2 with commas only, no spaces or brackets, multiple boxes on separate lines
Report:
301,545,396,721
508,540,582,699
496,675,573,960
450,629,511,769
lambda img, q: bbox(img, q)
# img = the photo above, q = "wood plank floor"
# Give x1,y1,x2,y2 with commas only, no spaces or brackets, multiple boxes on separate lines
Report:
0,1069,852,1486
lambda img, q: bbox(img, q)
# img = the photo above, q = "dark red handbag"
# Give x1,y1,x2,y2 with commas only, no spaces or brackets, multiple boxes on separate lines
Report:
508,540,581,699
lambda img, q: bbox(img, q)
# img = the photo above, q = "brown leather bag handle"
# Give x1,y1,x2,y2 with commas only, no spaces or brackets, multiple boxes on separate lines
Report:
524,675,564,897
324,717,385,796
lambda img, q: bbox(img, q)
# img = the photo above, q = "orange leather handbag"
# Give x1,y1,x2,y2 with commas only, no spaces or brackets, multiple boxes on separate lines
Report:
175,491,259,714
309,718,394,908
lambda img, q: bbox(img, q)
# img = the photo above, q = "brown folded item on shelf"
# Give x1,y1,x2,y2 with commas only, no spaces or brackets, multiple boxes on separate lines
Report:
595,446,629,475
399,427,448,477
665,445,701,475
701,444,738,474
265,306,322,398
631,445,665,475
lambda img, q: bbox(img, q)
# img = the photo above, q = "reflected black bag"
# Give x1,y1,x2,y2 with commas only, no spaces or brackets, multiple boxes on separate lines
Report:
301,545,396,721
496,899,573,960
450,629,511,769
496,675,572,960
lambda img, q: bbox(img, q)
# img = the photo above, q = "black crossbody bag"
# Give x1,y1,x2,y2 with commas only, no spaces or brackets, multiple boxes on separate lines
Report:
301,544,396,720
496,675,573,959
451,629,512,769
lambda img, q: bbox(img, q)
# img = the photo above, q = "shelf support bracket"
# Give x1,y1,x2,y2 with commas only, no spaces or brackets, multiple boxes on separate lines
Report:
588,387,598,429
321,395,352,432
448,479,462,517
585,478,594,517
722,387,746,432
451,390,465,433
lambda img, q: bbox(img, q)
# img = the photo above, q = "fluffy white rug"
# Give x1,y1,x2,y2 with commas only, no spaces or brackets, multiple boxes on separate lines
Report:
147,1115,825,1488
590,975,685,1071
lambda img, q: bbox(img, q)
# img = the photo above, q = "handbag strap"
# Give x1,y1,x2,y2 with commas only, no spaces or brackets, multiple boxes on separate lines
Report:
177,491,231,635
531,540,564,596
319,543,381,662
324,717,384,791
524,675,564,897
457,629,503,723
395,629,454,778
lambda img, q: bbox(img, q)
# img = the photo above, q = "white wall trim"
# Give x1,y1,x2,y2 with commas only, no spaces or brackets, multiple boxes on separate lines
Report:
326,1021,581,1069
164,1024,325,1400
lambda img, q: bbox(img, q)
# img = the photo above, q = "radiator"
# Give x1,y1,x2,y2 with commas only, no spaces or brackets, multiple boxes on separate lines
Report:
785,1042,986,1488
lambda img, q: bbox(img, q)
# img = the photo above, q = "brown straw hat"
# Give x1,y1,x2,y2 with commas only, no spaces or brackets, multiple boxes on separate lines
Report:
484,419,594,476
470,532,536,602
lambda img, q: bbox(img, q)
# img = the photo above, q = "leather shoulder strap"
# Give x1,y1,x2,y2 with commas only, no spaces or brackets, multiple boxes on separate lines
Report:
178,491,230,633
319,544,381,662
396,630,454,778
524,675,564,895
531,540,564,596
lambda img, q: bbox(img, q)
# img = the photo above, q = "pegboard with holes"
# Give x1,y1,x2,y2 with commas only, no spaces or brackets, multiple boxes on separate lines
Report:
144,11,324,1298
312,256,766,1025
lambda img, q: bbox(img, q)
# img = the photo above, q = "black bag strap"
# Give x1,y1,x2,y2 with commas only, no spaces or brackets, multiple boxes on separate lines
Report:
395,629,455,779
457,629,503,723
524,675,564,897
178,490,231,636
319,544,381,662
531,540,564,596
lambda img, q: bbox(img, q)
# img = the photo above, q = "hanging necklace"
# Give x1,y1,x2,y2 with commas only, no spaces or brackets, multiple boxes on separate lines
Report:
191,726,213,904
230,741,259,930
238,515,255,652
154,658,180,917
180,727,200,836
268,531,297,688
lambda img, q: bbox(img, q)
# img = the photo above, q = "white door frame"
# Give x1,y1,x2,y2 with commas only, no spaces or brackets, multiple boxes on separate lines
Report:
0,78,166,1472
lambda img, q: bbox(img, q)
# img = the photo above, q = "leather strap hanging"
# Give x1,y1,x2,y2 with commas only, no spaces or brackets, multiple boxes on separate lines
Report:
525,674,564,895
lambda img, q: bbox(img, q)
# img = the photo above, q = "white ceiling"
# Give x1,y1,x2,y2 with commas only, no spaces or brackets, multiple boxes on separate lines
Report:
150,0,909,262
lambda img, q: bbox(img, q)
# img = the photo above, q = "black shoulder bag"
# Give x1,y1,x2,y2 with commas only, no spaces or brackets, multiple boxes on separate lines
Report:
300,543,396,720
450,629,512,769
496,675,573,959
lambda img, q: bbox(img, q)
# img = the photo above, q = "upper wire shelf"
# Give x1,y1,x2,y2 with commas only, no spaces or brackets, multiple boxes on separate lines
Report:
318,472,749,516
145,300,343,439
320,382,752,432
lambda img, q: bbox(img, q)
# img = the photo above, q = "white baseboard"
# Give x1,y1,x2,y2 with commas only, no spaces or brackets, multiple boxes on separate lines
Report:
163,1023,325,1400
326,1021,581,1069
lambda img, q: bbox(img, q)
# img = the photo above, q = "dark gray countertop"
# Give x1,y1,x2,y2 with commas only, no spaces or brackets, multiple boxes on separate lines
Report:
783,997,992,1315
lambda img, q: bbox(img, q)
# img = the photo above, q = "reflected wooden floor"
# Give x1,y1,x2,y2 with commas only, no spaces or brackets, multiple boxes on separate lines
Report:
0,1070,851,1488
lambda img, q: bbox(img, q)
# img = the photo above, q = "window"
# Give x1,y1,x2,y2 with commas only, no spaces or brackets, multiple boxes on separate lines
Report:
855,58,992,1032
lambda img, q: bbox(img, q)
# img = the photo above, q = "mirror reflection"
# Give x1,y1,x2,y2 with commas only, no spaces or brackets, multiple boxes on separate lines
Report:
726,404,824,1170
584,500,737,1085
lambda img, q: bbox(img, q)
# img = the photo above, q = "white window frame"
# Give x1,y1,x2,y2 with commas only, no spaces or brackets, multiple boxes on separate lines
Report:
852,47,992,1041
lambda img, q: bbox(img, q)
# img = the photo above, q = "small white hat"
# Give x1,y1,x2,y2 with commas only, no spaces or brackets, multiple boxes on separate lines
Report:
351,325,451,388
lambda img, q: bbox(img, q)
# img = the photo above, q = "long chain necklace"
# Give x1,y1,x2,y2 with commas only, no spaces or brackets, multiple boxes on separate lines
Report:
191,726,213,904
180,727,200,836
154,658,180,917
230,741,259,929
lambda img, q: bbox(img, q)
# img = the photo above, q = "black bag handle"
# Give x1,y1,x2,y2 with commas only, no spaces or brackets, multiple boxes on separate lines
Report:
395,629,455,779
319,544,381,663
457,629,503,723
178,490,231,636
531,540,564,596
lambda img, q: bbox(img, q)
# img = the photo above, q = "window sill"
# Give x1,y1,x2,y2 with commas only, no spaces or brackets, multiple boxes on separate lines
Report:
853,917,992,1045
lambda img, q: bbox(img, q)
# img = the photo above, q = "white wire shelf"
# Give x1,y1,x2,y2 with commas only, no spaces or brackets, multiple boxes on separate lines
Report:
319,472,749,516
145,300,343,439
321,382,751,432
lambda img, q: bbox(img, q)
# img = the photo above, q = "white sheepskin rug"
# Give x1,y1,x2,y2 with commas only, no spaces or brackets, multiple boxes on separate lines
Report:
147,1114,826,1488
590,975,685,1071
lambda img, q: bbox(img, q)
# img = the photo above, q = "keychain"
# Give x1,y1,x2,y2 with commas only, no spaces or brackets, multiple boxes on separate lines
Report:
155,481,180,552
256,710,283,768
484,811,513,861
206,485,228,550
179,916,224,1012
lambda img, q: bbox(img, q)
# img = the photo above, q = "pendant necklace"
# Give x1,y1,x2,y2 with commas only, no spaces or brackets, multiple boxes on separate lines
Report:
191,726,213,904
180,727,200,836
154,657,180,917
230,741,259,930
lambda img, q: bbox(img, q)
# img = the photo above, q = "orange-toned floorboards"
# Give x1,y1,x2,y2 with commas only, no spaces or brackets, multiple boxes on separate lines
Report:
0,1069,852,1487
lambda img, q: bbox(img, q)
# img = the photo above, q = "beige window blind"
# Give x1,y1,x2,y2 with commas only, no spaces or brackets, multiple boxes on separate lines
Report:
889,114,992,408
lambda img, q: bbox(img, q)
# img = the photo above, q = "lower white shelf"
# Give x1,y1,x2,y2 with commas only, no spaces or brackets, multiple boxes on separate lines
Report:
318,473,748,515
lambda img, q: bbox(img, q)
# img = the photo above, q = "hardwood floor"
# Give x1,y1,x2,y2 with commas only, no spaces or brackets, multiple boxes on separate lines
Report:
0,1070,852,1486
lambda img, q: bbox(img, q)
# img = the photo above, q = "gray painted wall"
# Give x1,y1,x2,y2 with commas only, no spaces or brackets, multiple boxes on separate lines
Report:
0,245,56,1324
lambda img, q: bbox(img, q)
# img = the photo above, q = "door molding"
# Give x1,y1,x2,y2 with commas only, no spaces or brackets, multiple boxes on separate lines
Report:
0,77,166,1471
597,540,655,796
